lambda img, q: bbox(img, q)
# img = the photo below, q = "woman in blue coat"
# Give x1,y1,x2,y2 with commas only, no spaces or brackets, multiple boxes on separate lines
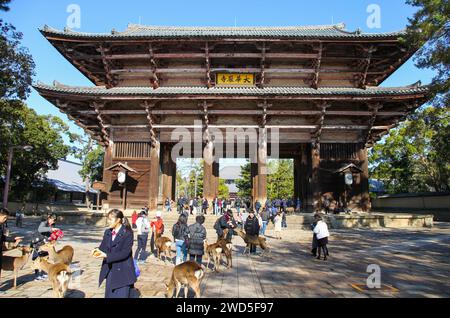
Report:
93,209,137,298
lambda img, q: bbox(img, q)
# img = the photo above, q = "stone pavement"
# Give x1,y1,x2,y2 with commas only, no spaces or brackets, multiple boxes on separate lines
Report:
1,216,449,298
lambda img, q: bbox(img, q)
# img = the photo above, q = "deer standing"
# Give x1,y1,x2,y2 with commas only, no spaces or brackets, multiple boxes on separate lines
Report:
234,228,270,256
0,246,33,288
39,241,74,265
165,261,204,298
32,257,71,298
155,236,172,263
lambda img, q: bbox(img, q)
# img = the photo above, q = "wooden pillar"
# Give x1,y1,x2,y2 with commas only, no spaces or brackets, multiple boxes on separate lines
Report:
257,133,267,205
311,143,321,212
212,161,219,198
294,153,301,204
251,162,258,206
162,144,174,202
359,146,371,212
149,141,160,212
203,142,214,209
171,158,177,201
300,144,310,211
102,143,114,194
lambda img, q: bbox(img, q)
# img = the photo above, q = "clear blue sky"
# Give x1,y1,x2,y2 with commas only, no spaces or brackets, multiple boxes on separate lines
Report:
1,0,435,169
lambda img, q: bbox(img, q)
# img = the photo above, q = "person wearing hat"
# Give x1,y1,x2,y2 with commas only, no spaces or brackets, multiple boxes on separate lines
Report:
134,210,150,264
244,210,260,254
215,209,237,242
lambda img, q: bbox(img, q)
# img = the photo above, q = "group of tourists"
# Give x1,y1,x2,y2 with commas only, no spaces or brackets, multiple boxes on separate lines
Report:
1,197,330,298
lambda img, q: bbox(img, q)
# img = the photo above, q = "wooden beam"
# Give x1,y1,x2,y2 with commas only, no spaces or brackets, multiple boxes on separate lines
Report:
204,42,212,88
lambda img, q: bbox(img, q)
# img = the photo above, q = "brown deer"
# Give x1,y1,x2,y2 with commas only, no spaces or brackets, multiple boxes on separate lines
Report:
1,246,33,288
39,241,74,265
155,236,173,263
165,261,204,298
32,257,71,298
234,228,270,256
203,240,222,272
216,229,233,269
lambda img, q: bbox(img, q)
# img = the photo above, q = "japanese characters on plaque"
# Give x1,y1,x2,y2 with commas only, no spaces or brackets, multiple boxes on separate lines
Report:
216,73,255,86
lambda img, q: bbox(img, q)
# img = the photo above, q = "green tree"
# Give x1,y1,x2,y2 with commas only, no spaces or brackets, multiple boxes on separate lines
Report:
267,159,294,200
0,4,35,100
70,136,105,208
0,100,72,201
218,178,229,198
403,0,449,107
369,0,450,194
236,162,252,198
370,107,450,193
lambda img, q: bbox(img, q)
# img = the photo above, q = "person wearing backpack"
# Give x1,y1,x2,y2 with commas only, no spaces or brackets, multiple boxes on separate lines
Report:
172,214,190,265
134,210,150,264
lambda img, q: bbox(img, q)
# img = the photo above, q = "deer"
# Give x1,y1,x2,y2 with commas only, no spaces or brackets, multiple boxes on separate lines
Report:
234,228,270,256
1,246,33,288
165,261,204,298
216,229,233,269
39,241,74,266
32,256,71,298
203,240,222,272
155,236,173,263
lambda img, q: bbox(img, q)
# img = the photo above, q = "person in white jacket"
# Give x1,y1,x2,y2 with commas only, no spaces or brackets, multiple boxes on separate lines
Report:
313,214,330,260
134,210,150,264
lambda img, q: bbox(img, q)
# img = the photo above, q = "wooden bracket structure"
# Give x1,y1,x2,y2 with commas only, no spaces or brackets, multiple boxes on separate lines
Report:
148,43,160,89
90,101,110,146
312,101,331,150
142,101,159,148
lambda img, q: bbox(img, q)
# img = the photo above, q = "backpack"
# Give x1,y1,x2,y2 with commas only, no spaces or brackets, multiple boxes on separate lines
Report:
140,218,150,234
173,223,181,238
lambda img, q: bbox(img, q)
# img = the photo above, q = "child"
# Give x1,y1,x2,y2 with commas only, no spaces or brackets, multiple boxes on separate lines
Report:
313,214,330,260
33,213,60,281
150,211,164,255
274,211,282,240
94,209,137,298
134,210,150,264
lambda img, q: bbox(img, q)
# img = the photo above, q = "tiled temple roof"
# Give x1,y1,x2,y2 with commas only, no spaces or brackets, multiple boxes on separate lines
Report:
33,82,428,97
40,23,405,40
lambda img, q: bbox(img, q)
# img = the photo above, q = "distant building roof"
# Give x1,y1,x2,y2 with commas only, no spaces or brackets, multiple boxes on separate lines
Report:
45,160,97,193
220,166,242,194
220,166,242,180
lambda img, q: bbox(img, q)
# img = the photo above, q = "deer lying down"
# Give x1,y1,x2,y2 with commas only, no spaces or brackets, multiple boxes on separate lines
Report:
1,246,33,288
234,228,271,256
33,257,71,298
155,236,172,263
39,241,74,265
165,261,204,298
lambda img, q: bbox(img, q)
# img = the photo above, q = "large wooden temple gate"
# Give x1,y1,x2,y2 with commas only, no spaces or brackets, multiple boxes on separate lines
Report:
34,23,428,212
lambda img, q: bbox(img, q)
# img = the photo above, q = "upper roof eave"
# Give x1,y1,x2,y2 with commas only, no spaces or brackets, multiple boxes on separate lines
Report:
39,23,407,41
